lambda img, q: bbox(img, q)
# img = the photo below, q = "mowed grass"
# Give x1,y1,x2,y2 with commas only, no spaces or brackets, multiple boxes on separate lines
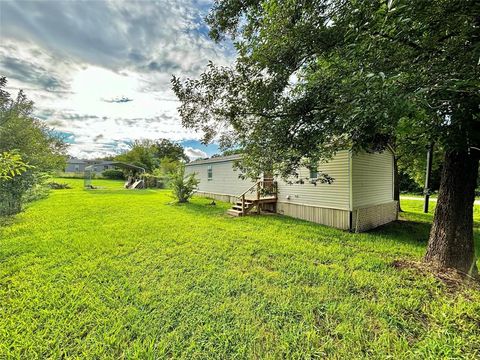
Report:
1,179,479,359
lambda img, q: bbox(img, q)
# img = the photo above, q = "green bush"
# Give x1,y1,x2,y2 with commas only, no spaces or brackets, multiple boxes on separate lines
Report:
0,173,50,216
143,173,165,188
169,164,199,203
102,169,125,180
0,78,67,215
0,151,30,180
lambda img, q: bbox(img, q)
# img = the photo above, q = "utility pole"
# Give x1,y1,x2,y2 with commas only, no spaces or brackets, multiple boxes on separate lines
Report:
423,143,433,213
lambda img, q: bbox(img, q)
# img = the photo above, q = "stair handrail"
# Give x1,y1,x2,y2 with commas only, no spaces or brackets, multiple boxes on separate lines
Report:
238,181,260,199
237,181,259,215
236,180,278,215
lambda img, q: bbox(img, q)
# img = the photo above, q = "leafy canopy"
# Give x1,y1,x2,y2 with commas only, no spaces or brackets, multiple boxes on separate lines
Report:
115,138,188,173
172,0,479,178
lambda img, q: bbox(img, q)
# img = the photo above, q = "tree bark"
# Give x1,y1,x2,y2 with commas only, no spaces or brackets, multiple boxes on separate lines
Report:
393,156,403,212
424,150,479,277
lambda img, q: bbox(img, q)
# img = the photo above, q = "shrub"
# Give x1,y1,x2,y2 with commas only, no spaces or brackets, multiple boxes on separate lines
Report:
0,172,50,216
0,78,67,215
0,151,30,180
102,169,125,180
143,173,165,188
47,182,72,189
169,164,199,203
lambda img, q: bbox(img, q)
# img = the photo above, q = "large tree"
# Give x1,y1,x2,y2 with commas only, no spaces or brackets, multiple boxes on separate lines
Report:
115,138,188,173
172,0,479,276
154,139,189,163
115,139,159,172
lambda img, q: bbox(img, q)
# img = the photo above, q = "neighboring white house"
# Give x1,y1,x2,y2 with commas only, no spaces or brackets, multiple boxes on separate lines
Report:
185,150,397,232
65,159,117,174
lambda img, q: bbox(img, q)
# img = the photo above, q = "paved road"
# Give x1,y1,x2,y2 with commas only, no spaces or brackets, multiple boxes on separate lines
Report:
401,196,480,205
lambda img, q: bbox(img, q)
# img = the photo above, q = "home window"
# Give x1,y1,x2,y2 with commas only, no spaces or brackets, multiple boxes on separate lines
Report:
207,165,213,180
309,166,318,179
104,165,109,170
74,165,79,171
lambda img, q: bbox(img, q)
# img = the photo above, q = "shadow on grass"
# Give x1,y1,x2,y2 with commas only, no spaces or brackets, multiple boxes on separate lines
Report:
169,198,230,217
367,217,480,256
0,214,21,228
84,189,158,196
369,219,431,245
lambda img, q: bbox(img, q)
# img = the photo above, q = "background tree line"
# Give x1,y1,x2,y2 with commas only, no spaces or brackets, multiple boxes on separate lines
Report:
100,138,190,189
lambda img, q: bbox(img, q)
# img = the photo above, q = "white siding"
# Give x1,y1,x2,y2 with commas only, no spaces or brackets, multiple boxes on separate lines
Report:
276,150,351,210
186,160,254,196
352,150,394,208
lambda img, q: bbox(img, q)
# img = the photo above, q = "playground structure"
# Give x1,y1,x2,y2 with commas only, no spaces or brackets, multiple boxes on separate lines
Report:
84,162,146,189
124,175,146,189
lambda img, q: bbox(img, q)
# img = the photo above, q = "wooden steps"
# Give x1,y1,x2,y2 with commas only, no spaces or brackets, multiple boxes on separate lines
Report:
226,209,243,217
227,200,254,217
226,181,278,217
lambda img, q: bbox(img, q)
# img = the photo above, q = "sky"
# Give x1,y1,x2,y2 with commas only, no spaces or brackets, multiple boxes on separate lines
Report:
0,0,233,160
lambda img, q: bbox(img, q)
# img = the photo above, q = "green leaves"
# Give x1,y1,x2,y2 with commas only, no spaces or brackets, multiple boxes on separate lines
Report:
0,77,67,215
114,139,188,174
169,164,200,203
173,0,479,179
0,151,31,180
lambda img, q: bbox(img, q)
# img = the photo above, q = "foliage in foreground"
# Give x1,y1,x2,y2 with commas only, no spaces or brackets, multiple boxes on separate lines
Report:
0,77,66,216
0,151,30,180
0,179,478,359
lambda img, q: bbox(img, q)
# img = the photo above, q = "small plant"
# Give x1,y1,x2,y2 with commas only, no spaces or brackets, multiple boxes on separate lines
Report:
169,164,199,203
143,173,165,188
47,182,72,189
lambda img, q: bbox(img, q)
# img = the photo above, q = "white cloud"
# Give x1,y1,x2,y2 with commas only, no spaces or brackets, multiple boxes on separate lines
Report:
184,147,208,160
0,0,234,158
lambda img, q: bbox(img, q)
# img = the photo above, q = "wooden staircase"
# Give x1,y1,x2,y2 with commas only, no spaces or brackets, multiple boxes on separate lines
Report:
227,180,277,217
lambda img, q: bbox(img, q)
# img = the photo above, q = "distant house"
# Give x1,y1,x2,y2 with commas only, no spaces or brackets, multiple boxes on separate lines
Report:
65,159,86,173
185,149,398,232
65,159,117,174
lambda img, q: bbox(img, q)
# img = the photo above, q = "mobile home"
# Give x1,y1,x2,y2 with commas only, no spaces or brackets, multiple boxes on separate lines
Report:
185,150,397,232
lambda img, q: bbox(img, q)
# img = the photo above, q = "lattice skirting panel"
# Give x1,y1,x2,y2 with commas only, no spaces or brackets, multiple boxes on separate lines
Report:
194,191,238,204
276,202,351,230
351,201,398,232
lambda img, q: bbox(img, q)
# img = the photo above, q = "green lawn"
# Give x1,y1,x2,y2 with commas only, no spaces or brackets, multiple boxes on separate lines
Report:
1,178,479,359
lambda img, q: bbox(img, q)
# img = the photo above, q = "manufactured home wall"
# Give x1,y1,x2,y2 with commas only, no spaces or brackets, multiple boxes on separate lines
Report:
276,150,351,210
352,150,394,209
186,159,254,199
187,149,396,231
273,150,351,229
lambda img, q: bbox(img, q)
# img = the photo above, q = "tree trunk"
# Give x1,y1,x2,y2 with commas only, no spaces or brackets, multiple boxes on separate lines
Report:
424,150,479,277
393,156,403,212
